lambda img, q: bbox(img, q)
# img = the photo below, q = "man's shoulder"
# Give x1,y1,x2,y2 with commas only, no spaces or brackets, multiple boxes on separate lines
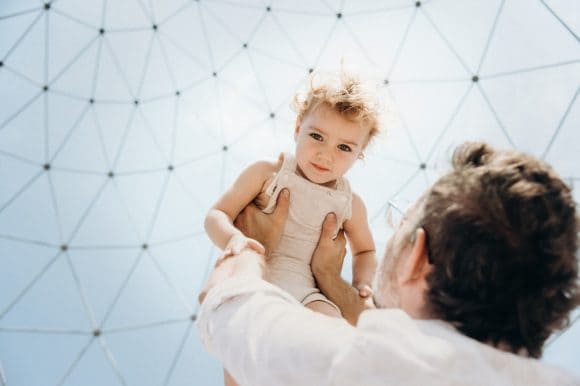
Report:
336,310,580,386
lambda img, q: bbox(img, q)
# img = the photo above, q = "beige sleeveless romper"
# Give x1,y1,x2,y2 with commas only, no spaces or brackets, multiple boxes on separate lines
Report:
262,153,352,313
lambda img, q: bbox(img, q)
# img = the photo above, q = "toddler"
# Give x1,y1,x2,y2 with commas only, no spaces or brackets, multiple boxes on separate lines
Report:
205,72,379,317
205,73,378,386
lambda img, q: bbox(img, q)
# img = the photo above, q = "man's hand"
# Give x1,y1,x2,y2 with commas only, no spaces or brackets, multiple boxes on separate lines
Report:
311,213,347,278
223,234,265,258
311,213,374,325
198,249,266,304
234,189,290,256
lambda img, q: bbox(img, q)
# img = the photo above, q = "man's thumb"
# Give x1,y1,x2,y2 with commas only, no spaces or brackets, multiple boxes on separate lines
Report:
274,189,290,216
322,212,337,237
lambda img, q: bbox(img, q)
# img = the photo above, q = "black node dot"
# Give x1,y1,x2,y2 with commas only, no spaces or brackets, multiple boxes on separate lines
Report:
108,171,114,178
44,3,51,10
43,85,49,92
142,243,148,250
133,99,139,106
43,163,51,171
266,6,271,12
61,244,68,251
99,28,105,35
419,163,426,170
336,13,342,19
308,68,314,74
89,98,95,104
175,90,180,96
191,314,197,321
269,112,275,119
383,79,389,85
168,165,174,171
472,75,479,83
242,43,248,49
212,71,217,77
416,1,421,7
222,145,228,152
93,329,101,337
152,24,158,31
0,61,3,67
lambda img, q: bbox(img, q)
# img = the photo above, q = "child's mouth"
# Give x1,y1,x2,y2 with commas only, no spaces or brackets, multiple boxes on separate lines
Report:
311,163,329,172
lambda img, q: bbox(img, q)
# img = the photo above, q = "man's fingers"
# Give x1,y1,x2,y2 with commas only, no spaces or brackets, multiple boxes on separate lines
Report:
234,203,259,230
321,213,338,239
273,189,290,219
335,228,346,243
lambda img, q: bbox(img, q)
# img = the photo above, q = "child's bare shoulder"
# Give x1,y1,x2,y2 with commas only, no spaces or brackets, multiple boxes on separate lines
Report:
247,155,282,176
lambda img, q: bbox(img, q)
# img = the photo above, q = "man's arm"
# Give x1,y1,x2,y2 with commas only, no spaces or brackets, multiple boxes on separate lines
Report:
197,248,357,386
312,213,375,325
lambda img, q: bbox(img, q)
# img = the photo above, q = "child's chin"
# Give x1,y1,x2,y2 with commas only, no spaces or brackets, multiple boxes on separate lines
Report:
310,176,335,186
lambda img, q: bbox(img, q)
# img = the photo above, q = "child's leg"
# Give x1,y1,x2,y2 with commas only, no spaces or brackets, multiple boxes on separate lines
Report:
305,300,342,318
224,369,238,386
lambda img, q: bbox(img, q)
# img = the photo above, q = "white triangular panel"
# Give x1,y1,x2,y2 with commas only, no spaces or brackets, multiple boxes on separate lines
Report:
481,0,580,75
61,339,126,386
0,254,93,330
479,64,580,156
0,333,89,386
103,323,190,385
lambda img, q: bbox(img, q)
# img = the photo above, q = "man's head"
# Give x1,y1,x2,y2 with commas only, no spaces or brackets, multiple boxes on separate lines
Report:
375,142,579,358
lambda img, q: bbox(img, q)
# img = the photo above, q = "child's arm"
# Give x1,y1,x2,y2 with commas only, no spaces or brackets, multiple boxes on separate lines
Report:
205,159,278,255
343,193,377,298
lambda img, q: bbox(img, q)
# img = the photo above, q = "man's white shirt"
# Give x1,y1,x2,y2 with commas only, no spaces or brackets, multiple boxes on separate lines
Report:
197,277,579,386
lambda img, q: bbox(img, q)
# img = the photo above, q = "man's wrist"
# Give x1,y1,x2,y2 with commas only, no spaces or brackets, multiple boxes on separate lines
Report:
312,265,341,287
200,249,266,304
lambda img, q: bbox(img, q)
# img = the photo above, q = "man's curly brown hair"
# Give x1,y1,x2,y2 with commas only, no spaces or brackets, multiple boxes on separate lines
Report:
420,142,579,358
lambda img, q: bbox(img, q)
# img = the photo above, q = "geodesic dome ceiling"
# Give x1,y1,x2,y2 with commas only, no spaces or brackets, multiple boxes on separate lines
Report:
0,0,579,385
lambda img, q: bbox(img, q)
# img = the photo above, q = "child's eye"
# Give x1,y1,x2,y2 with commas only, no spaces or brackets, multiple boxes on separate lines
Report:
309,133,323,141
338,144,352,152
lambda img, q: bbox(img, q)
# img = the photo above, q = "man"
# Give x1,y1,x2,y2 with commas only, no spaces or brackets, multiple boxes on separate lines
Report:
197,142,579,385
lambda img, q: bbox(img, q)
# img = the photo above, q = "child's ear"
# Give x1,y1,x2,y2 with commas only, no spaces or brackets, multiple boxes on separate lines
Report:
294,119,302,141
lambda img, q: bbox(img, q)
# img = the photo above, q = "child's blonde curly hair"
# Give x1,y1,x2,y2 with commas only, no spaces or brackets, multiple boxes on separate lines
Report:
291,71,382,147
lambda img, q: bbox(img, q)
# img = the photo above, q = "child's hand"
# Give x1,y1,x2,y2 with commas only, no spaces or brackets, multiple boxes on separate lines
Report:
356,284,373,298
224,234,265,258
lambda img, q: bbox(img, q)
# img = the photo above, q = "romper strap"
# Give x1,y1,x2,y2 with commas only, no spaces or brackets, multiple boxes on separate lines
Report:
337,176,353,222
264,152,294,196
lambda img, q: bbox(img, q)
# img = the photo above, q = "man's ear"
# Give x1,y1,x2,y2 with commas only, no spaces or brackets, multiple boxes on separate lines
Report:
398,228,430,285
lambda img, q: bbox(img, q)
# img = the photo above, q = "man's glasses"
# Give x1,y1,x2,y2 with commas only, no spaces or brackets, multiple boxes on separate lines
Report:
384,199,433,264
385,200,407,231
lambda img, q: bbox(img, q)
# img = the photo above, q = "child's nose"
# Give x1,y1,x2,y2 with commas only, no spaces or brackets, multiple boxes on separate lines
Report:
317,146,332,163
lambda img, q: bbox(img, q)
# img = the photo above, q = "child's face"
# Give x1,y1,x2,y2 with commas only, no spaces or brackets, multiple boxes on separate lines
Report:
294,104,369,186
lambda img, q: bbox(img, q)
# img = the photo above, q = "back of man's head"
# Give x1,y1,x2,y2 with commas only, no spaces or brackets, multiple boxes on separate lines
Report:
420,142,579,358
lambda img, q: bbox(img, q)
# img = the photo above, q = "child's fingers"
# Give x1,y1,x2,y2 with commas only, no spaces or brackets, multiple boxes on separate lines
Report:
248,239,265,254
232,244,242,255
358,285,373,298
